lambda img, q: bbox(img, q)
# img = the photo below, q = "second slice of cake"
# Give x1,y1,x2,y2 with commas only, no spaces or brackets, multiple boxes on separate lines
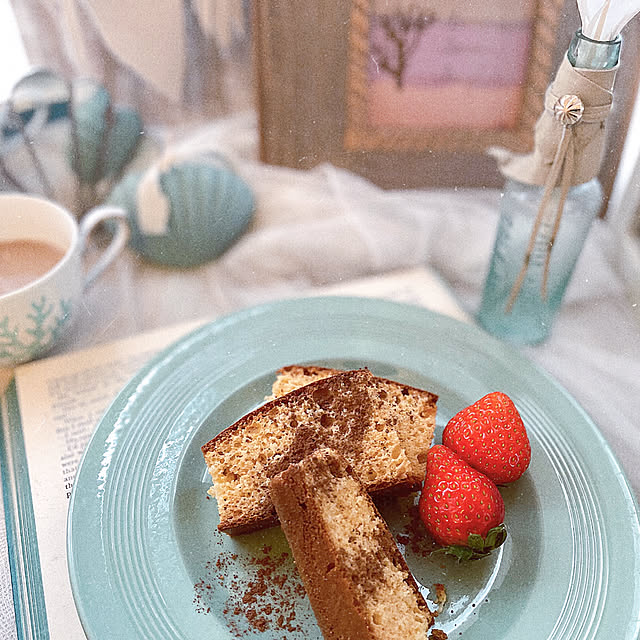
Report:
202,369,418,534
269,448,434,639
271,364,438,482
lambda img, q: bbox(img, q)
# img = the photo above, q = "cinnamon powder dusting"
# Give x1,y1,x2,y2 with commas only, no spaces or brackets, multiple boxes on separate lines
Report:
193,542,309,638
376,496,438,558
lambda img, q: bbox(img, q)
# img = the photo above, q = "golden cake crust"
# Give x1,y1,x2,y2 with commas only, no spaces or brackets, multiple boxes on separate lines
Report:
272,364,438,480
202,369,421,535
270,448,434,639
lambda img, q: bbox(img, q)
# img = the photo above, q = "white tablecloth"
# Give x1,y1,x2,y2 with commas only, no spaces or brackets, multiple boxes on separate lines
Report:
1,114,639,638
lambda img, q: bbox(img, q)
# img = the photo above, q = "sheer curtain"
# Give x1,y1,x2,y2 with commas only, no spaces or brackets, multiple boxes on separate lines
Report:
609,99,640,317
8,0,253,126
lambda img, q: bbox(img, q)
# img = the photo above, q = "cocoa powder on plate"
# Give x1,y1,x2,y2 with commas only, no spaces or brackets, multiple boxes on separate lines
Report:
193,543,307,638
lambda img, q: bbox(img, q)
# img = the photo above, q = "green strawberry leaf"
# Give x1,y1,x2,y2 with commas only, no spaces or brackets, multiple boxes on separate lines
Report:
485,524,508,549
433,524,508,562
435,545,475,562
467,533,486,551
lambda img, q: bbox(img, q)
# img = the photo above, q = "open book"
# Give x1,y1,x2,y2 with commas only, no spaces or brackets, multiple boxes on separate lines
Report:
0,267,469,639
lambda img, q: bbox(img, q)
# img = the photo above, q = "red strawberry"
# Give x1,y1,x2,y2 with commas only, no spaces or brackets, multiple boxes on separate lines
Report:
418,445,507,560
442,392,531,484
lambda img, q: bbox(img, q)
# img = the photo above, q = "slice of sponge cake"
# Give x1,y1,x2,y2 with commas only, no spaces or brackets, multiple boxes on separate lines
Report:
272,364,438,483
270,448,435,639
202,369,418,535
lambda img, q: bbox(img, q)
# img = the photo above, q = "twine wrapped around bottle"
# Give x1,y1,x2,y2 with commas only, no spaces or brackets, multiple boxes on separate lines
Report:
489,55,618,310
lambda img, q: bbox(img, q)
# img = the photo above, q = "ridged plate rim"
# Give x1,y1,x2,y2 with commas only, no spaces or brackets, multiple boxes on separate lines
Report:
67,296,640,639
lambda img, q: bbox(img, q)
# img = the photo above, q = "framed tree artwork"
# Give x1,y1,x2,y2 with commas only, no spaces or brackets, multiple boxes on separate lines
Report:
344,1,555,152
253,0,640,197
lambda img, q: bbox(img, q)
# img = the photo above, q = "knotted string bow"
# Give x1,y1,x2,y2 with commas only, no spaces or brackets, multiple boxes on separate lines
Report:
492,0,640,312
505,90,611,311
488,50,618,313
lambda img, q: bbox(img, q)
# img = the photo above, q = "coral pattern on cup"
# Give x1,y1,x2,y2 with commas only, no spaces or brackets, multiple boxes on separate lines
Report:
0,296,71,364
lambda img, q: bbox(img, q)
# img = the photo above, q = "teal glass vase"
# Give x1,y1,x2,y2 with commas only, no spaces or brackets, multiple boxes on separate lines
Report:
476,31,621,345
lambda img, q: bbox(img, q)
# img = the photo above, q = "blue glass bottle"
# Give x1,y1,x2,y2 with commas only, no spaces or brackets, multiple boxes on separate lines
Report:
476,31,621,345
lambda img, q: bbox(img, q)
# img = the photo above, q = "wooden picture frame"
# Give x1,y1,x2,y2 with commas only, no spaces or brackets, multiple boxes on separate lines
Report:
253,0,640,197
342,0,559,156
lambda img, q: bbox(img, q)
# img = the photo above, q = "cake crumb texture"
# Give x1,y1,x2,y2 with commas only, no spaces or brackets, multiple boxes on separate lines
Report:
272,364,437,480
202,369,424,535
270,448,434,640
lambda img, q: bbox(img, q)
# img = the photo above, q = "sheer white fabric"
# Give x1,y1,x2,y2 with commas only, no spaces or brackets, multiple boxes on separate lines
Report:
9,0,252,125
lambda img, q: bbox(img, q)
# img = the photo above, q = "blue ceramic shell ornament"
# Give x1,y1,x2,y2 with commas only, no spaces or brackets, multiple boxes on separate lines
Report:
70,80,144,186
0,69,146,216
0,69,78,208
107,153,255,267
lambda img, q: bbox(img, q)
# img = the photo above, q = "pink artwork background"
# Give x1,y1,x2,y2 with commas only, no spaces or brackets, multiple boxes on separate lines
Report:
367,19,533,130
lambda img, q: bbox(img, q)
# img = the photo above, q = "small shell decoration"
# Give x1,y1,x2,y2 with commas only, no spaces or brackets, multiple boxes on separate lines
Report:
553,94,584,126
0,69,146,216
107,153,255,267
70,80,144,186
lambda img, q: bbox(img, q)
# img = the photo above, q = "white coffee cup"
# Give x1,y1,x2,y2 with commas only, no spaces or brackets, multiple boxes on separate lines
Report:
0,193,129,367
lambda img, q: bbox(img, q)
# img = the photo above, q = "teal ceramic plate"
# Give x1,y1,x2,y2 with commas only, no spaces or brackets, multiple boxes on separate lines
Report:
68,297,640,639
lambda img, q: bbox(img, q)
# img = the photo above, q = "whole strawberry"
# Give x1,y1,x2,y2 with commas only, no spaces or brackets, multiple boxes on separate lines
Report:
442,392,531,484
418,445,506,560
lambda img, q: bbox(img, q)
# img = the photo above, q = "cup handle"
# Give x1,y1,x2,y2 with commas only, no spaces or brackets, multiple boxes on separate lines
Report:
79,206,130,289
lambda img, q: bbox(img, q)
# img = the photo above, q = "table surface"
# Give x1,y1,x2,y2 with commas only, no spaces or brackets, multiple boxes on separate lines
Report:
2,117,639,639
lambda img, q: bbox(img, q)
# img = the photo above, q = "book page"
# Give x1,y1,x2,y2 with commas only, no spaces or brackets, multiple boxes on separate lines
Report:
313,266,470,323
14,319,207,639
10,265,466,638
